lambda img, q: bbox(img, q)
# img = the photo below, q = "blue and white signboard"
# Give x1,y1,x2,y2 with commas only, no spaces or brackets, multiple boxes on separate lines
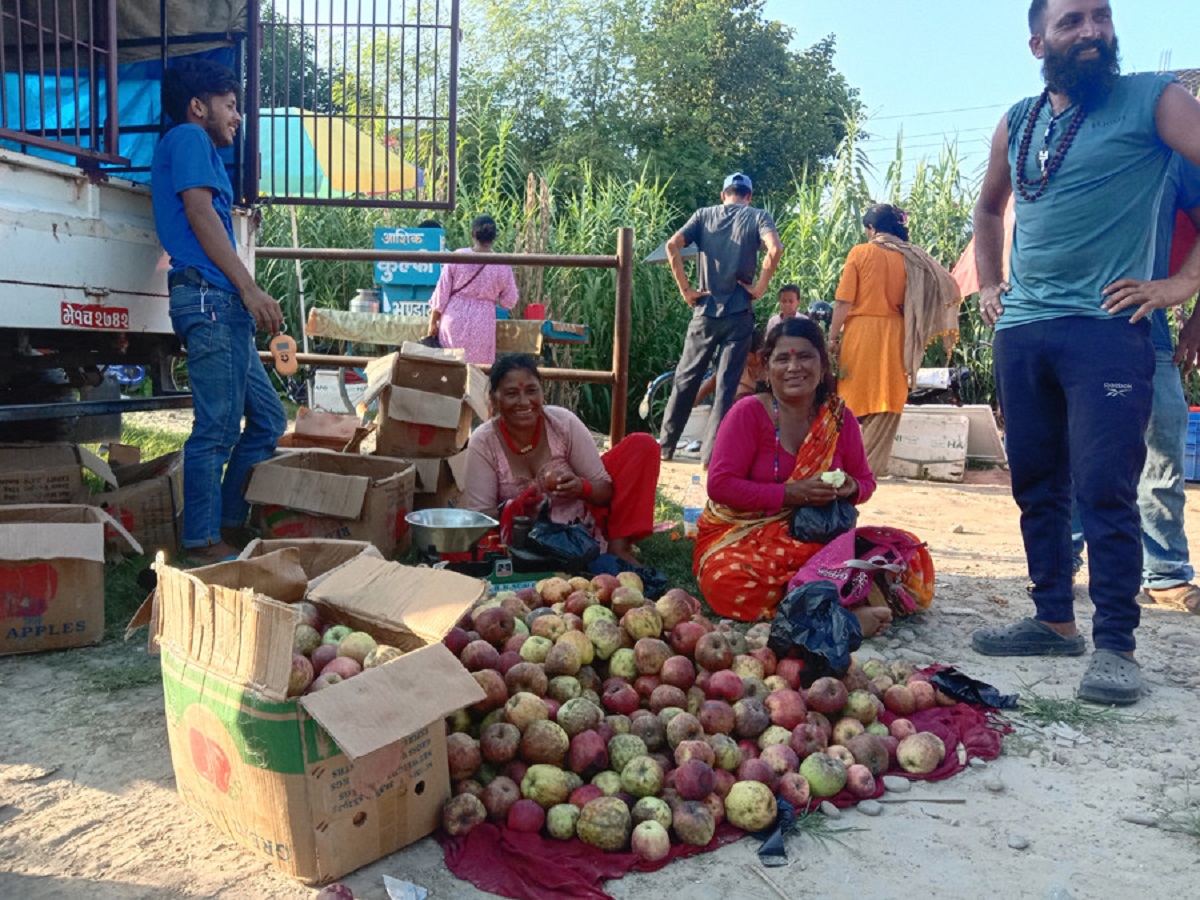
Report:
374,227,444,315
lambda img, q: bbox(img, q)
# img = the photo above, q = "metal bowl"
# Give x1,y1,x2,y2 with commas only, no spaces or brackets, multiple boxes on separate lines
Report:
405,508,499,554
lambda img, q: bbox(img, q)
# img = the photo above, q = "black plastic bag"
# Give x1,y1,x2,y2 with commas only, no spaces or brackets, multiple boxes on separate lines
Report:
767,579,863,680
752,797,798,866
929,666,1019,709
588,554,669,600
523,505,600,573
417,334,441,349
790,498,858,543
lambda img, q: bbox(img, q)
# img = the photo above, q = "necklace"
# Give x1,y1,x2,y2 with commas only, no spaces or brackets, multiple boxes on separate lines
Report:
498,416,541,455
773,395,816,483
1016,89,1087,202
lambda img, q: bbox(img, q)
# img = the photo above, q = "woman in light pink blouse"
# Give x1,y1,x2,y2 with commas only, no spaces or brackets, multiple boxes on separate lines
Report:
425,214,519,364
465,355,660,564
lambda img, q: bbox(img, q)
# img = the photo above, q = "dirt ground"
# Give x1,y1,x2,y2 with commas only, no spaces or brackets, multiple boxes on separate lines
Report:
3,453,1200,899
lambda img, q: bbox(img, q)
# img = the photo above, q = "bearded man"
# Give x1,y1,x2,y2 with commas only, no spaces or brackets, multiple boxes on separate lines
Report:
970,0,1200,704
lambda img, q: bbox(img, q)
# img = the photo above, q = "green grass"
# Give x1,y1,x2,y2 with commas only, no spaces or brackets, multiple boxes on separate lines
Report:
84,656,162,694
1012,683,1174,730
790,809,865,848
638,490,700,599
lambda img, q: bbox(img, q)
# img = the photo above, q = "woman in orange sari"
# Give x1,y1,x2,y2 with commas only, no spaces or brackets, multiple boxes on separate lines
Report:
694,317,890,634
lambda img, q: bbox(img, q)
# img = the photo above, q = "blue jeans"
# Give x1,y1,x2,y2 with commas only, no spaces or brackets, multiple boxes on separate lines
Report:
659,310,753,464
1069,348,1193,587
170,284,286,549
995,317,1154,653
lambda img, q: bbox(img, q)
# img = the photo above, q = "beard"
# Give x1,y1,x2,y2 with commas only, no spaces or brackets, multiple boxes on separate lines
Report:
1042,35,1121,108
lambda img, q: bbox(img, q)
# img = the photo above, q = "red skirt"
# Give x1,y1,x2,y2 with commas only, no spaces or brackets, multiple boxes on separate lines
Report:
588,432,660,542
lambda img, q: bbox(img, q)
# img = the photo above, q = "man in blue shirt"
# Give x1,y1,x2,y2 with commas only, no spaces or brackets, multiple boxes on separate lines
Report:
151,60,286,564
660,173,783,465
970,0,1200,704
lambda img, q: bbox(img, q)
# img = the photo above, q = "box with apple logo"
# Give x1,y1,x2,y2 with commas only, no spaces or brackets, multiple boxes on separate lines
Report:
145,547,486,884
0,503,140,656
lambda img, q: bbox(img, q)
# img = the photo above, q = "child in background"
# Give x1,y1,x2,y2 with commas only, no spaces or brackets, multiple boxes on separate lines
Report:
766,283,804,333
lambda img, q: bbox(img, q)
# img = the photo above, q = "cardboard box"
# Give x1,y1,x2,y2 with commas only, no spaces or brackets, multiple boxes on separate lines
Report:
0,442,117,505
96,451,183,554
277,407,362,452
362,348,489,459
244,450,416,557
403,450,470,510
150,551,486,883
237,538,383,592
0,504,140,655
891,412,969,483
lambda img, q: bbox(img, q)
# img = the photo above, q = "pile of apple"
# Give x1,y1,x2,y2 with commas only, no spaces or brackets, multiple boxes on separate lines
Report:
439,573,950,862
289,602,405,697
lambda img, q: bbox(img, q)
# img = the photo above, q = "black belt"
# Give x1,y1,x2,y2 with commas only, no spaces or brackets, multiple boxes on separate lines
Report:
168,267,208,290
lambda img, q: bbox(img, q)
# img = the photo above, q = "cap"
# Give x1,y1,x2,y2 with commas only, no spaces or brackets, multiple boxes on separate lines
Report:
722,172,752,192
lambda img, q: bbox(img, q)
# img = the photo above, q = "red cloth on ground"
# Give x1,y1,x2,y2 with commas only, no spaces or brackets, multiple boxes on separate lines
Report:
588,432,661,542
439,699,1009,898
439,821,742,900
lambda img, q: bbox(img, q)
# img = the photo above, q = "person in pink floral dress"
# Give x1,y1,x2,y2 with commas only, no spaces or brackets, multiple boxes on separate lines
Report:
425,214,519,363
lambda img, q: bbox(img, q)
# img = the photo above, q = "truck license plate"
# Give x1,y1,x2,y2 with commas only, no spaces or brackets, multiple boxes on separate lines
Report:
61,302,130,330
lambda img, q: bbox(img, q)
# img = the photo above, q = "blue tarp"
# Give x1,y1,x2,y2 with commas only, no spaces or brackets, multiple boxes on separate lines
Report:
1,48,235,182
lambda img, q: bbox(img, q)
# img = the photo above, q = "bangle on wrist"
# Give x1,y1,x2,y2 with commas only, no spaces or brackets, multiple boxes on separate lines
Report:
581,479,594,501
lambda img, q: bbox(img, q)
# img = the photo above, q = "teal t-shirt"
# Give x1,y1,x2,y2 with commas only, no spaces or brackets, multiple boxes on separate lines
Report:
999,72,1177,331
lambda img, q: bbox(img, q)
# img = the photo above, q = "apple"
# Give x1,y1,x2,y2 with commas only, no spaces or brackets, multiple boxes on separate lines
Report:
655,590,695,631
694,632,733,671
671,800,715,847
504,691,550,731
764,689,807,730
621,755,666,798
544,640,583,677
570,784,605,809
631,795,673,829
481,775,521,822
736,756,779,792
630,713,667,752
846,733,889,776
775,657,805,690
897,732,946,774
731,654,766,680
461,640,501,672
519,635,553,664
588,573,620,602
724,780,777,832
505,661,549,697
496,650,523,675
674,739,716,767
778,771,812,811
706,733,742,771
799,752,847,797
705,668,745,703
311,643,338,673
622,606,663,641
507,798,547,832
805,676,848,715
608,733,650,774
649,683,688,714
585,620,624,661
760,743,800,776
909,680,938,711
845,763,876,799
602,681,640,716
442,793,487,836
890,718,917,740
733,698,770,739
634,638,671,675
697,700,736,736
789,723,828,760
531,614,567,642
826,744,856,768
480,722,521,763
565,590,599,618
670,621,707,657
832,716,866,745
568,729,610,777
665,712,704,749
473,606,515,646
843,690,878,725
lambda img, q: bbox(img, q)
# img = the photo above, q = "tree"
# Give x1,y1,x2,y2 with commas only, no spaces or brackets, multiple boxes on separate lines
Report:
628,0,859,211
259,4,341,113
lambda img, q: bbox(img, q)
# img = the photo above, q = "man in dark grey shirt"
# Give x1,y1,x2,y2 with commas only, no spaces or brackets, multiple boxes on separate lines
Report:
660,172,783,463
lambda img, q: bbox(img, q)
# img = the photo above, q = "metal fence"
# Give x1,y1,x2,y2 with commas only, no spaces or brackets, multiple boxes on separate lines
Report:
257,0,459,210
0,0,122,165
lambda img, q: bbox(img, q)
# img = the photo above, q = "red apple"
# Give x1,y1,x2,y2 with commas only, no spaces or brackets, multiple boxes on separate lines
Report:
507,798,546,833
805,676,848,715
649,683,689,714
697,700,736,736
443,626,471,657
705,668,745,703
602,681,641,716
670,621,707,658
694,632,734,672
461,640,501,672
775,657,805,690
764,689,807,730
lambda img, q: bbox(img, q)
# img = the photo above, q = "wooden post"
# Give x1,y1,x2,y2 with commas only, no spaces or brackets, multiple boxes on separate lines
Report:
610,227,634,445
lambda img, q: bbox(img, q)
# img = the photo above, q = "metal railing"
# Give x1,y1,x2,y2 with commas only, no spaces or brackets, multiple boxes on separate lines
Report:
256,228,636,443
0,0,123,165
257,0,458,210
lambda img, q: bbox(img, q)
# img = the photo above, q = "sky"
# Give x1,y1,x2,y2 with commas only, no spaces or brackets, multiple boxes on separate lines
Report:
763,0,1199,190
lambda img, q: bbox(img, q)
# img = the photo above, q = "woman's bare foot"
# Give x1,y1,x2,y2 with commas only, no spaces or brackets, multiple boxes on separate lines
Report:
607,537,640,567
183,540,241,567
852,605,893,638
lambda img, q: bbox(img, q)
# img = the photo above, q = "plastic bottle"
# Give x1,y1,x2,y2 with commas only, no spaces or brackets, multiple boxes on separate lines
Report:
682,474,704,538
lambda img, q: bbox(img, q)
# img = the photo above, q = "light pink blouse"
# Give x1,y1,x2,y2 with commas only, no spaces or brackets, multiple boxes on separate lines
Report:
430,247,519,364
465,406,612,541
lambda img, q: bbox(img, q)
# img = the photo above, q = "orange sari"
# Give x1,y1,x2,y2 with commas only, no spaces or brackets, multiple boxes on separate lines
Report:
694,396,845,621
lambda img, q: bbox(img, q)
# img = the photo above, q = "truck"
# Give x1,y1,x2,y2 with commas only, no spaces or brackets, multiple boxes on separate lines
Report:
0,0,457,440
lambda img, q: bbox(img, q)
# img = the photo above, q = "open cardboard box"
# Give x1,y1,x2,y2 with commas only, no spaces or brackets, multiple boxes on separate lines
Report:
96,451,184,554
0,442,117,504
362,348,489,459
146,549,486,884
0,504,139,655
244,450,416,557
401,450,470,510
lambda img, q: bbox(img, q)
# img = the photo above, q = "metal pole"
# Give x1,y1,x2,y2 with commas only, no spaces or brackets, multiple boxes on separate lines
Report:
610,227,633,445
289,207,310,354
256,247,617,269
257,352,616,385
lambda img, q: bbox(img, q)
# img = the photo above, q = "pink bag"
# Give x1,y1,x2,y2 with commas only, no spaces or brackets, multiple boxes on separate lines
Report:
787,526,934,616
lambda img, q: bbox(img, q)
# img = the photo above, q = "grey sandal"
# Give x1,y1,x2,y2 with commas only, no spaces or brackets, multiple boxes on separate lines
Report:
972,617,1086,657
1078,649,1143,706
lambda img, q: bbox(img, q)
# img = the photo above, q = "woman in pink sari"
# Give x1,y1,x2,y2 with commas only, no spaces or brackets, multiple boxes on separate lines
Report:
425,214,519,363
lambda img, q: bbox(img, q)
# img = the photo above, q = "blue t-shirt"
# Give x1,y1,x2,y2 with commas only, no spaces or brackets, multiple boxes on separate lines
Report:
151,124,239,293
679,204,778,317
1149,155,1200,351
1000,72,1177,331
